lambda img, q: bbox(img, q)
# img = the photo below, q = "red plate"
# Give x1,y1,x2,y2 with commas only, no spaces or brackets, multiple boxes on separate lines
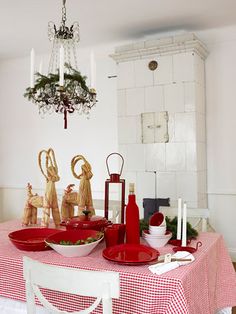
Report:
103,244,159,265
8,228,62,251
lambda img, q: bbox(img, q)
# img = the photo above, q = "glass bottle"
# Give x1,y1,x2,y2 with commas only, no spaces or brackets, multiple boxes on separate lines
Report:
125,183,140,244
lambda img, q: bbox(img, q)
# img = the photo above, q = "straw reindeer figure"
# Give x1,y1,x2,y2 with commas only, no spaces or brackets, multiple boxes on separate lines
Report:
61,155,95,220
22,148,61,228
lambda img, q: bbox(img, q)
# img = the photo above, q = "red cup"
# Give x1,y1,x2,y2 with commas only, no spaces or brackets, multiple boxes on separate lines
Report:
104,224,126,247
104,226,119,247
112,224,126,244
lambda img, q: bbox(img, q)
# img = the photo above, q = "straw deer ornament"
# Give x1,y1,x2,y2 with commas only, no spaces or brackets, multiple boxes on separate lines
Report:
61,155,95,220
22,148,61,227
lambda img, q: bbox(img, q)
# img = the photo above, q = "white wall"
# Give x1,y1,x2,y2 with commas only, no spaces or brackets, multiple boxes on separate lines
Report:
0,45,119,214
197,25,236,260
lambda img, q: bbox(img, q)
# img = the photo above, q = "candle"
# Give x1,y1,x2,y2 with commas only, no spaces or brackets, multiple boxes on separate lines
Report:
177,198,182,240
59,46,64,86
90,50,96,88
30,48,35,88
181,202,187,247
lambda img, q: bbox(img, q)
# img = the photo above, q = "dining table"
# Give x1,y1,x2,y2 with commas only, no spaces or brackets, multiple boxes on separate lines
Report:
0,219,236,314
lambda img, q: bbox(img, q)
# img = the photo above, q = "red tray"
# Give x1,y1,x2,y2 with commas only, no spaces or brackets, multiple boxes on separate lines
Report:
8,228,62,251
103,243,159,265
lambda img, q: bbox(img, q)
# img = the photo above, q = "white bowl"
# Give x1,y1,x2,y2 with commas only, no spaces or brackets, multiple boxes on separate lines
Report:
143,231,172,248
45,229,104,257
142,230,171,238
149,225,166,235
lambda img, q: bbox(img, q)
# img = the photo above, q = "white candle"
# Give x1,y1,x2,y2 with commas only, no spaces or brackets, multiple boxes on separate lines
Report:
59,46,64,86
177,198,182,240
90,50,96,88
30,48,35,88
181,202,187,247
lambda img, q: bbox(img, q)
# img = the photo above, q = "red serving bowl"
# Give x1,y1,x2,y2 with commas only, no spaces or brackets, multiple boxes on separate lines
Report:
61,215,110,231
8,228,61,251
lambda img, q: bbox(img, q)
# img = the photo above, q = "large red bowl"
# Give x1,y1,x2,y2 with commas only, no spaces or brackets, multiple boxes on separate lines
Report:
8,228,62,251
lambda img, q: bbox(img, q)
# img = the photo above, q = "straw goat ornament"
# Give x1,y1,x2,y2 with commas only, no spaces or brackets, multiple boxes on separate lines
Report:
22,148,61,227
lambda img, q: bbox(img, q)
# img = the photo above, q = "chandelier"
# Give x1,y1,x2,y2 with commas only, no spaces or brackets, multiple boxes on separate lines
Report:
24,0,97,129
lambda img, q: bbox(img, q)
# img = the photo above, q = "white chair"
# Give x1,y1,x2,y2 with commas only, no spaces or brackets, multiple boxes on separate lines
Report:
23,256,120,314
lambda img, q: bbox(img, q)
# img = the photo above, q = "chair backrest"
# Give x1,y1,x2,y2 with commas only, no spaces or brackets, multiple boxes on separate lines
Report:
159,207,210,232
23,256,120,314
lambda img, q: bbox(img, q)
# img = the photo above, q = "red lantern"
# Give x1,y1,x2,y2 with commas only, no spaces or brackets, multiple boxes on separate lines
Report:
104,153,125,223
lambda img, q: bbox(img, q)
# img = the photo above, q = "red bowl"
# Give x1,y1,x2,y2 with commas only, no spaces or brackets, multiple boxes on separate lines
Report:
61,215,110,231
149,212,164,226
46,229,103,244
8,228,61,251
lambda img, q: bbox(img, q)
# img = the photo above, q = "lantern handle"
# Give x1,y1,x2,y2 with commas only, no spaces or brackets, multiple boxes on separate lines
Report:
106,152,124,176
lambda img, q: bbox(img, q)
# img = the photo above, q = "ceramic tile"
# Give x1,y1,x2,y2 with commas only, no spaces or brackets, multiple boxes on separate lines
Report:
184,82,196,112
118,117,137,144
164,83,184,113
137,172,156,200
126,87,145,116
117,61,135,89
197,143,207,171
153,55,173,85
196,83,205,114
136,116,142,143
173,52,195,82
157,172,177,201
117,90,126,116
134,58,154,87
186,143,197,171
196,113,206,142
145,86,164,113
126,144,145,171
145,143,166,171
166,143,186,171
175,112,196,142
176,172,198,203
194,53,205,85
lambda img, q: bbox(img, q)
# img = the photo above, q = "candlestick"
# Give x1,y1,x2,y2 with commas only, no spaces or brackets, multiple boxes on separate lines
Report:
177,198,182,240
90,50,96,88
59,46,64,86
181,202,187,247
30,48,35,88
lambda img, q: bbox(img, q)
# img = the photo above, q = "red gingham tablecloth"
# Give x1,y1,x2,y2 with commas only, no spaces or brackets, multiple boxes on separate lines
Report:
0,219,236,314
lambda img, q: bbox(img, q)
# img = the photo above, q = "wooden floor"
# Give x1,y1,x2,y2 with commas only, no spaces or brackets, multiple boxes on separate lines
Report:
233,263,236,314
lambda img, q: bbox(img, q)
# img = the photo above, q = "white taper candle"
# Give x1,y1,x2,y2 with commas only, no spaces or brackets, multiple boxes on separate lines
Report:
90,50,96,88
181,202,187,247
59,46,64,86
177,198,182,240
30,48,35,88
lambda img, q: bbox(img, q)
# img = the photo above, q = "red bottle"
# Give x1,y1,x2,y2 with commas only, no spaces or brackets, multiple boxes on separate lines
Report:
125,183,140,244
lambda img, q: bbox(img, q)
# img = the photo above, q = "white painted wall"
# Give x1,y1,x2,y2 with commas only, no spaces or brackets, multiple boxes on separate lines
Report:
0,45,119,219
197,25,236,260
1,26,236,259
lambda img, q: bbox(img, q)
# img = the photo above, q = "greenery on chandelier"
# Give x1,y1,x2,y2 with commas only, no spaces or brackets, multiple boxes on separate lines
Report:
139,216,198,240
24,63,90,100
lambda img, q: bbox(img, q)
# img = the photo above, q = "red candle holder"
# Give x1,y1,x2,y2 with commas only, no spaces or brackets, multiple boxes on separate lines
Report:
104,153,125,223
173,241,202,253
